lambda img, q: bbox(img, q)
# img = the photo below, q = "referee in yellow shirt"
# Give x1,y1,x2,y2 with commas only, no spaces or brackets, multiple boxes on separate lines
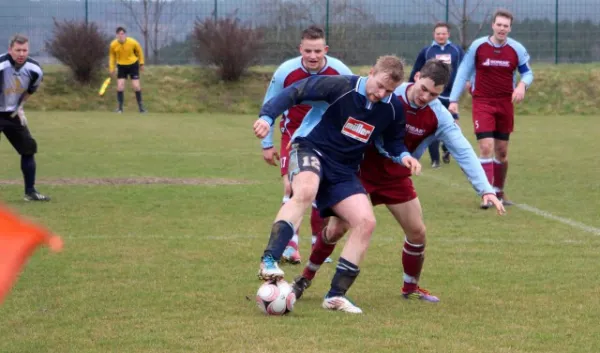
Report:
109,27,146,113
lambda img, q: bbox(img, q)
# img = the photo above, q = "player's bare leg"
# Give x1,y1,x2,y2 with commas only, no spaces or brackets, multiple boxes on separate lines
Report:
386,199,439,302
131,79,145,113
259,170,319,281
493,139,512,205
321,194,376,314
478,137,495,209
292,216,349,299
281,176,302,264
116,78,126,112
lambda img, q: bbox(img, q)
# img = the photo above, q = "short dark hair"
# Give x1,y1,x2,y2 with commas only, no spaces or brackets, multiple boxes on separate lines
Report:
9,34,29,48
493,9,514,25
419,59,451,86
433,22,450,31
301,25,326,41
116,26,127,34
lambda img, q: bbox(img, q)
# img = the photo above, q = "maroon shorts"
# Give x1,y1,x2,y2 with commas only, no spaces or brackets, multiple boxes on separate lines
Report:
472,97,514,135
279,129,293,176
360,174,417,206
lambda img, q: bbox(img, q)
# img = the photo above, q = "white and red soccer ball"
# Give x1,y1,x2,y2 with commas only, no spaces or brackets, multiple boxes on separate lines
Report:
256,279,296,315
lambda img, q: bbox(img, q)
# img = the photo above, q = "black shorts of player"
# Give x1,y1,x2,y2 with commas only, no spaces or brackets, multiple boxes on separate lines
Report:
117,61,140,79
475,131,510,141
0,113,38,155
287,141,366,218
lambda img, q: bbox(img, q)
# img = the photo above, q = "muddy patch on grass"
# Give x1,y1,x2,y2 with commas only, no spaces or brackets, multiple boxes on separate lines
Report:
0,177,255,186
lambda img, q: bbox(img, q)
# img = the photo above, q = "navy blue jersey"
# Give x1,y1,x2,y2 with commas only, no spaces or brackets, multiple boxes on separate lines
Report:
408,41,464,101
259,75,409,172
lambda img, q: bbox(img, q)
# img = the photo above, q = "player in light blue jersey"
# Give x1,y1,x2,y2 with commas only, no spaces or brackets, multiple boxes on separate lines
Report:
253,56,421,313
0,34,49,201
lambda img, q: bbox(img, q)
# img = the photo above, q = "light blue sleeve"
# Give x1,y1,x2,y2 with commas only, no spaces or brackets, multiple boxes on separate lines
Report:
260,65,289,149
510,39,534,88
412,135,437,160
431,102,495,196
326,56,353,75
449,38,485,102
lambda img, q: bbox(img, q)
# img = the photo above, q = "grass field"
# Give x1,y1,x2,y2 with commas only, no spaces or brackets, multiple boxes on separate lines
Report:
0,111,599,353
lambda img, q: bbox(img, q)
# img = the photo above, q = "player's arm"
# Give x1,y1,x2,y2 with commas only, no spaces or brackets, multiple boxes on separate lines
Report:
408,48,426,83
516,43,533,88
258,75,348,127
17,66,42,108
434,107,495,196
109,43,116,74
259,66,288,149
133,40,145,67
449,42,477,103
375,102,421,174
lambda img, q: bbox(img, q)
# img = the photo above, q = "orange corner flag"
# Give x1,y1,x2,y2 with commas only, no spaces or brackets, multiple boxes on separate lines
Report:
0,204,63,305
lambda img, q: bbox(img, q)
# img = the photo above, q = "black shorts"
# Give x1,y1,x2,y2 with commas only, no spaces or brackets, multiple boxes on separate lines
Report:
0,113,38,155
117,61,140,79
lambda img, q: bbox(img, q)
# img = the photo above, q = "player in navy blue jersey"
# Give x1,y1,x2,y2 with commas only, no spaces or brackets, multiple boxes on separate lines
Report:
409,22,464,167
253,55,421,313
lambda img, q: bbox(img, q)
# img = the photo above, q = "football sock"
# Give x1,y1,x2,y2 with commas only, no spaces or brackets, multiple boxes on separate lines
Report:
402,238,425,293
21,154,36,194
480,157,494,185
117,91,124,110
303,227,336,280
493,159,508,197
326,257,360,298
135,91,143,107
263,220,295,262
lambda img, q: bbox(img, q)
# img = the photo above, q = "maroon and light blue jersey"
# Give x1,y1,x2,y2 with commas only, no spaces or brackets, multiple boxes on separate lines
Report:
260,56,352,149
450,36,533,101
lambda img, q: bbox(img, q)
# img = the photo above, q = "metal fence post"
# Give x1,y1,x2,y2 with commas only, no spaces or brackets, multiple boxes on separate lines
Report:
445,0,449,23
555,0,559,64
325,0,330,40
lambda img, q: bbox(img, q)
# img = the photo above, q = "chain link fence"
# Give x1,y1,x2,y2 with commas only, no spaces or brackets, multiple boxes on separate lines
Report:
1,0,599,65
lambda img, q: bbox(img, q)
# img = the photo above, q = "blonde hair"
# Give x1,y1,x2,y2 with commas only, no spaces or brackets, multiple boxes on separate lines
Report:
373,55,405,83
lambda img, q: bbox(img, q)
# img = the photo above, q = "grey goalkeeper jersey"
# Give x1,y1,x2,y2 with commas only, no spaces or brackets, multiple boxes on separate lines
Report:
0,53,43,112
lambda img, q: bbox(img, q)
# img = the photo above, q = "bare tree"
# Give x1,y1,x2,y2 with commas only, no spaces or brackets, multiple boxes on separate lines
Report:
256,0,376,63
120,0,175,64
427,0,492,50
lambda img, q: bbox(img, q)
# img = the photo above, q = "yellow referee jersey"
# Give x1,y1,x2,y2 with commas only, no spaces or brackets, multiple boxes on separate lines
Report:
109,37,145,72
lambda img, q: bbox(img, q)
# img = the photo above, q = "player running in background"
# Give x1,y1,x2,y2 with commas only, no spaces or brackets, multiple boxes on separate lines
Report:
449,9,534,208
409,22,464,167
260,25,352,264
109,27,146,113
0,34,50,201
291,59,505,303
253,55,421,313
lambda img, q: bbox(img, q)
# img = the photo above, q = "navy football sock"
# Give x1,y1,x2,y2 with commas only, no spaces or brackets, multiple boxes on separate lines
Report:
263,220,295,262
326,257,360,298
21,154,36,194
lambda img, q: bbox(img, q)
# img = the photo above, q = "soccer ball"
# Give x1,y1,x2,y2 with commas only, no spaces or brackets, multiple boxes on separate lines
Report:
256,279,296,315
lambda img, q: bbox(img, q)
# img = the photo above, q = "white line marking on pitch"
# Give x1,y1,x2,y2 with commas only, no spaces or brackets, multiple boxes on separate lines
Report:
421,172,600,236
